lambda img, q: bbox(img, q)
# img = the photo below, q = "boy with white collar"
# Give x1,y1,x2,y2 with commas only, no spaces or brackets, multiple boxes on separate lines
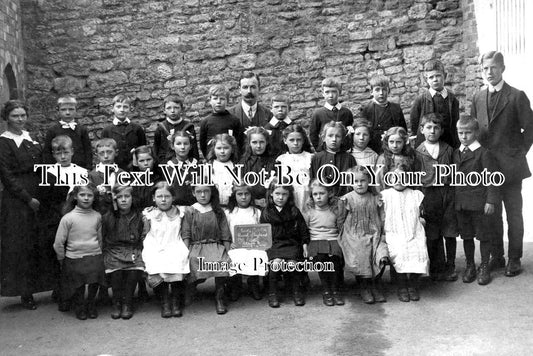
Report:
453,117,499,285
360,75,407,153
414,113,457,282
264,94,293,157
309,77,354,152
43,96,92,169
154,95,199,163
101,94,146,170
410,60,460,149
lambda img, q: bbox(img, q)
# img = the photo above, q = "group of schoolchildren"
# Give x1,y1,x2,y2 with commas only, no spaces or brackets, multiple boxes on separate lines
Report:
40,59,500,322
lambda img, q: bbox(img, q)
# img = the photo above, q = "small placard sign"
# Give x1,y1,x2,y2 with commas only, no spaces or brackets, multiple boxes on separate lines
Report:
233,224,272,250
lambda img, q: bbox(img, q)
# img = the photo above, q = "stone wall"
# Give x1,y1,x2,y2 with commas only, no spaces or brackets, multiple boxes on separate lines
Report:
1,0,25,104
20,0,478,143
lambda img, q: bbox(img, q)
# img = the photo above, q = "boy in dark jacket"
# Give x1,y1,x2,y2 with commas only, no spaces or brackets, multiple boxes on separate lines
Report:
410,60,459,149
101,94,147,170
453,117,500,285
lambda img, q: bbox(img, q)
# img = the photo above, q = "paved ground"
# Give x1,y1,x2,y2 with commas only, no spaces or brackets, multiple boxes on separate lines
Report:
1,241,532,356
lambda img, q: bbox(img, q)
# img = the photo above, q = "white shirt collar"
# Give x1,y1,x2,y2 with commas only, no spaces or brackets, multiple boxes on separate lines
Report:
59,120,77,130
241,101,257,118
429,87,448,99
372,99,388,107
424,141,440,159
113,117,131,126
192,202,212,213
0,130,36,147
268,117,292,126
324,102,342,111
488,80,505,93
460,140,481,152
166,117,183,125
95,163,118,174
168,157,197,169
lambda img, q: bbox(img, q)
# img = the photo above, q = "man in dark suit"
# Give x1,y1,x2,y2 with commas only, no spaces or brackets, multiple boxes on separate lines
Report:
470,51,533,277
228,71,272,129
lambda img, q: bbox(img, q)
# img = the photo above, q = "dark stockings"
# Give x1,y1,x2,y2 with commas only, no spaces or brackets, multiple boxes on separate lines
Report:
464,239,491,264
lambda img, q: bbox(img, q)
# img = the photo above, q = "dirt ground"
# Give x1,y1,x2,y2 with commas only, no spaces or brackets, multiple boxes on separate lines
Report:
1,241,533,356
2,157,533,356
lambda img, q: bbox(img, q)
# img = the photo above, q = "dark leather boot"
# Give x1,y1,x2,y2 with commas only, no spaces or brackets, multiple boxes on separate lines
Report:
268,293,280,308
332,291,345,306
477,262,491,285
444,263,458,282
322,291,334,306
397,288,410,302
160,288,171,318
87,301,98,319
505,258,521,277
121,303,133,320
360,288,375,304
21,295,37,310
111,300,122,319
248,277,262,300
215,287,227,315
488,256,506,271
76,304,88,320
462,261,477,283
170,297,182,317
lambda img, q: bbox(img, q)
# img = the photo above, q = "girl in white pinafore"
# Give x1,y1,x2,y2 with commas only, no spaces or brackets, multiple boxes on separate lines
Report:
380,166,429,302
142,181,189,317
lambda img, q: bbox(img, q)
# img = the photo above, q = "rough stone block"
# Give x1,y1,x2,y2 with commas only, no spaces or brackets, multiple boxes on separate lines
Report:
408,3,430,20
87,71,128,90
349,29,373,41
397,30,434,46
227,53,256,69
53,76,86,93
403,46,434,63
384,64,403,75
380,57,403,67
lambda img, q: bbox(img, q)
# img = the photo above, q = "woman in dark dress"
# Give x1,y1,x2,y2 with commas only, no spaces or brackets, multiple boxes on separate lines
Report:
0,100,57,309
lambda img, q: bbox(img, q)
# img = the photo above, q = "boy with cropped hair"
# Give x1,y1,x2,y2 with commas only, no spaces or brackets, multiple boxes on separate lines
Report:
101,94,147,171
154,95,199,163
264,94,293,157
199,84,244,158
414,113,458,282
360,75,407,154
309,77,354,152
43,96,93,170
453,117,499,285
410,60,460,149
88,138,124,215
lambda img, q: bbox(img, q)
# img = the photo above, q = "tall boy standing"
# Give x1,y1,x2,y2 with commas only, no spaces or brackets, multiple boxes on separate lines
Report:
414,113,458,281
470,51,533,276
361,75,407,154
43,96,93,170
309,78,354,152
101,94,146,171
410,60,460,149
